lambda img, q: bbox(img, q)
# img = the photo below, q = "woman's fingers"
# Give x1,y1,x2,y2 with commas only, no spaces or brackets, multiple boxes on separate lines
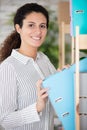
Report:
36,79,48,98
36,79,42,91
57,64,71,71
36,79,48,112
40,89,48,99
63,64,70,69
40,88,48,95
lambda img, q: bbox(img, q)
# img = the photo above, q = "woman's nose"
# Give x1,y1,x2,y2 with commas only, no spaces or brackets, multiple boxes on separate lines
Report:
35,26,41,34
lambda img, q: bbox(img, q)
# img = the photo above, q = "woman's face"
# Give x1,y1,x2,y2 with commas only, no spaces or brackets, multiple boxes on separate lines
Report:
16,12,47,49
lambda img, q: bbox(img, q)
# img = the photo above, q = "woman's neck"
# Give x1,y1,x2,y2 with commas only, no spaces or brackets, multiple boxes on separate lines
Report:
18,47,37,60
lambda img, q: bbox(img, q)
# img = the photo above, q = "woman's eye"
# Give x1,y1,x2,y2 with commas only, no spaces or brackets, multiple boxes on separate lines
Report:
28,24,34,28
40,24,47,29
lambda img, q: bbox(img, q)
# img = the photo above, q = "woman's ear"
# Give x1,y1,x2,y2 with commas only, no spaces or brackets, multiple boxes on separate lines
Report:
15,24,21,34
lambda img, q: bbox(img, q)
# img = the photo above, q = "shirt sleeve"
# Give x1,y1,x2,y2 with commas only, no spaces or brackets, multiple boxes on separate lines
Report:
0,62,40,129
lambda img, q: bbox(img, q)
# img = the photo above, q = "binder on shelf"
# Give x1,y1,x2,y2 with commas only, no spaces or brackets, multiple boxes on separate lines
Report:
70,0,87,36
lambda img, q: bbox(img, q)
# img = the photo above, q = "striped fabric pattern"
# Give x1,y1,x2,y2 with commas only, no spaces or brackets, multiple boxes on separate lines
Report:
0,49,56,130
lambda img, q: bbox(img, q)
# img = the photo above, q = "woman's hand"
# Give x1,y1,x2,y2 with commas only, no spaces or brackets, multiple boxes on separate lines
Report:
36,79,48,113
57,64,70,72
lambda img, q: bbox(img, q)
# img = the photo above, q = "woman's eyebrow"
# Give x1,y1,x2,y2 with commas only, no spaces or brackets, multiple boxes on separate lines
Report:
28,21,47,24
27,21,35,24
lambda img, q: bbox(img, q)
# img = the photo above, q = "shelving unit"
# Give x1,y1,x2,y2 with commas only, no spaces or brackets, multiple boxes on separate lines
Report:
58,1,87,129
58,1,70,69
75,26,87,130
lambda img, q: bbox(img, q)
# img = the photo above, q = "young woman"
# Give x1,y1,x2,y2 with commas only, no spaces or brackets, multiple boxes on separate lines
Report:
0,3,57,130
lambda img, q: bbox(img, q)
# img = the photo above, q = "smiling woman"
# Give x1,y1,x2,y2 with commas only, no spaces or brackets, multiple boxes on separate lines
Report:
0,3,49,62
16,12,48,58
0,3,57,130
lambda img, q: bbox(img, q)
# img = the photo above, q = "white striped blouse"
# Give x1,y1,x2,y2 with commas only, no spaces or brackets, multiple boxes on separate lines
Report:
0,49,57,130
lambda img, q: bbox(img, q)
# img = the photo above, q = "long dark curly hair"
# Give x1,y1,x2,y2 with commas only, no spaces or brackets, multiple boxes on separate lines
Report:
0,3,49,63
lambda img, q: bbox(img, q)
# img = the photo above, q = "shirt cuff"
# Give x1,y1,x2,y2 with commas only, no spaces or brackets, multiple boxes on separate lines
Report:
21,103,40,124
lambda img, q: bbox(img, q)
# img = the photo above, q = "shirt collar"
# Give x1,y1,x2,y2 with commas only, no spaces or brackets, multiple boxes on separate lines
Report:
11,49,40,65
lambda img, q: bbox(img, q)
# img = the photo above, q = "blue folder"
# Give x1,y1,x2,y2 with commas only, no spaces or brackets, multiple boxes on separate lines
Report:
42,57,87,130
70,0,87,36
